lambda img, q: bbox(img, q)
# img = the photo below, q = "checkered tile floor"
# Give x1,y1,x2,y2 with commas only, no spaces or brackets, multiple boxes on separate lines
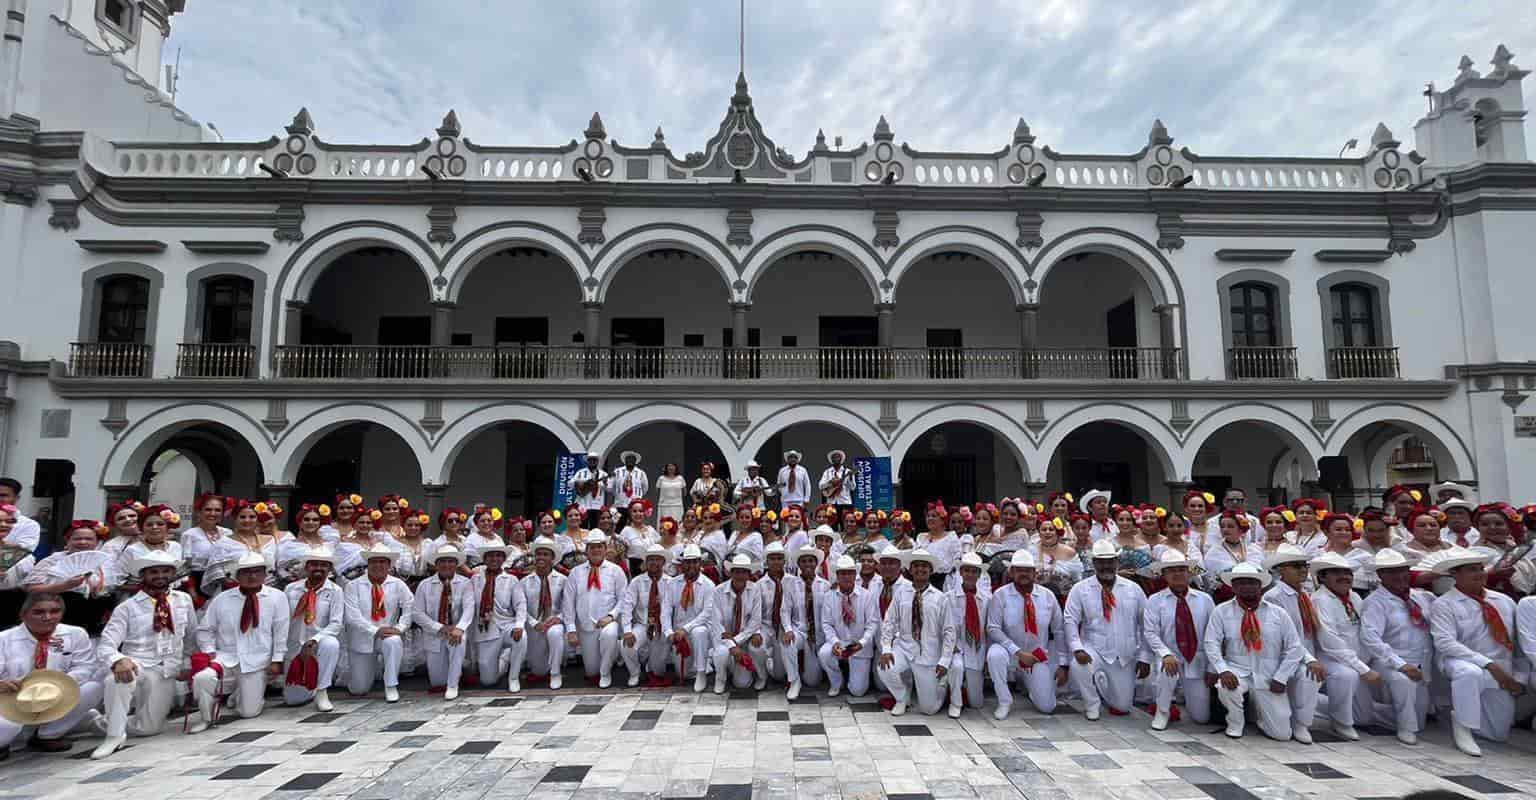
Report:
5,670,1536,800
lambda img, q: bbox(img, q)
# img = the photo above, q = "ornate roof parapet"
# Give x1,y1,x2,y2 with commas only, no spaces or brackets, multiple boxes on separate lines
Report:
1147,119,1173,147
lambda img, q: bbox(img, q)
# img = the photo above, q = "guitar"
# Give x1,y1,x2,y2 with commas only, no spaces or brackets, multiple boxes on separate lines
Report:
822,468,846,501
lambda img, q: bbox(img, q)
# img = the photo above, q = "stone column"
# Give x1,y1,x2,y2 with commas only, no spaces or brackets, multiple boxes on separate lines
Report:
1164,480,1194,513
1024,481,1049,505
430,301,456,347
1018,302,1039,378
875,303,895,348
1154,304,1180,378
582,301,603,379
262,484,295,520
730,302,750,348
422,484,448,529
283,300,306,346
103,484,141,506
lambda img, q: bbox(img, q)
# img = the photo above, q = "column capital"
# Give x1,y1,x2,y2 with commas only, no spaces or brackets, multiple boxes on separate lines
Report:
1016,302,1040,313
284,298,307,311
874,302,896,313
420,483,448,498
431,299,457,310
729,301,753,313
582,300,604,311
1152,303,1180,315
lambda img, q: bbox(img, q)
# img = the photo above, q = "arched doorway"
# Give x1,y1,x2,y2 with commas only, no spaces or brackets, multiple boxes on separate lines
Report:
1188,421,1318,507
893,252,1021,378
605,421,732,489
136,422,266,511
289,246,432,377
1046,421,1173,504
751,252,880,379
440,421,571,517
602,249,731,378
453,246,584,376
1324,420,1467,512
292,422,424,510
1036,251,1172,378
895,422,1027,512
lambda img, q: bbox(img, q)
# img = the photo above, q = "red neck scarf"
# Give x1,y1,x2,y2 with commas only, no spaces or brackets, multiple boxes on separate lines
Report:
1172,590,1198,662
479,573,496,619
841,589,856,625
437,575,454,625
146,589,174,633
880,581,894,618
1023,588,1038,636
963,587,982,645
647,576,662,637
238,586,261,633
770,577,784,632
30,628,50,669
1330,588,1359,623
587,563,602,591
1470,590,1513,651
293,580,322,625
1100,582,1117,621
1295,589,1319,639
681,576,696,610
1390,587,1427,629
369,578,387,622
1237,597,1264,652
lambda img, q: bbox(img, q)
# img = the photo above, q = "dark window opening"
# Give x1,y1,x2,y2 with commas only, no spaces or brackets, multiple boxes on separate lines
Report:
1229,282,1278,347
1329,284,1378,347
201,276,253,344
96,275,150,344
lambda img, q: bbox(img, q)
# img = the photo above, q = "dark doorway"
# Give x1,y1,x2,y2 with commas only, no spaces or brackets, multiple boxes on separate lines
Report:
294,426,365,510
30,459,75,553
496,316,550,379
376,315,431,377
611,317,665,378
722,327,762,378
901,456,977,515
818,316,878,379
1065,458,1132,506
926,328,963,379
1105,298,1137,378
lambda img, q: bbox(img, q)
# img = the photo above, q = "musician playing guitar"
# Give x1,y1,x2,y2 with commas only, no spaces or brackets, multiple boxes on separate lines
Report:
818,450,856,517
568,453,610,529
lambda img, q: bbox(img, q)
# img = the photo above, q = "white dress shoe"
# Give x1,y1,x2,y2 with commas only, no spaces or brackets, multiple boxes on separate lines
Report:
754,673,767,691
826,684,840,697
948,704,962,719
993,703,1011,721
1396,729,1418,745
1085,706,1101,721
1332,723,1359,741
384,686,400,703
891,701,907,716
314,689,333,712
713,673,727,694
1452,722,1482,756
787,680,801,701
1225,721,1244,738
445,685,459,701
598,674,612,689
694,672,708,693
550,674,563,690
91,735,126,760
508,678,521,693
1150,708,1170,731
1291,722,1313,744
186,720,209,735
627,673,641,688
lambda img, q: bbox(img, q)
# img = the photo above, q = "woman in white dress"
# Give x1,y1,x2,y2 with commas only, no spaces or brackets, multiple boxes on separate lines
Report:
464,506,505,562
1201,511,1263,599
1287,498,1328,556
1033,517,1082,602
255,501,295,564
273,504,331,585
22,521,116,636
655,463,687,525
332,507,374,582
181,493,232,573
319,493,363,542
1180,490,1220,556
376,494,409,540
426,507,474,573
392,510,432,587
915,502,963,590
724,505,762,565
658,516,684,576
754,507,781,550
1134,504,1164,551
117,504,184,593
1256,505,1292,557
1152,513,1196,562
98,502,145,561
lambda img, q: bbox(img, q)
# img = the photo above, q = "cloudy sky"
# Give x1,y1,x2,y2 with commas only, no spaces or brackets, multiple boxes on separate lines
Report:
166,1,1533,159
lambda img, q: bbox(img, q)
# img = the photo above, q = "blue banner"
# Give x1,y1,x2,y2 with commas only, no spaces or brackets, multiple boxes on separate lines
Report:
552,453,582,512
854,456,893,510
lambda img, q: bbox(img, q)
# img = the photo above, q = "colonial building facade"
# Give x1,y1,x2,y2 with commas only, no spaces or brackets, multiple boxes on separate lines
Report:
2,3,1533,530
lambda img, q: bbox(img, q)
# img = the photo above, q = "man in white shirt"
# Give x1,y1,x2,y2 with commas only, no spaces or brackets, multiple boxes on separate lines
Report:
564,532,627,688
342,542,413,702
0,592,101,758
1262,544,1333,743
281,547,344,712
569,453,610,528
1142,549,1215,730
1064,541,1149,720
1429,547,1524,756
1359,549,1434,744
1080,490,1117,542
986,550,1067,719
470,545,527,692
1220,488,1264,546
0,478,41,556
619,544,670,687
1439,499,1481,548
786,545,829,691
1307,552,1383,740
1204,562,1305,740
93,551,195,759
412,544,474,700
665,544,717,691
712,553,762,693
190,551,289,732
521,538,569,690
610,451,649,507
776,451,811,510
878,549,956,716
732,461,773,508
750,541,802,698
819,554,877,698
946,552,990,718
818,450,855,511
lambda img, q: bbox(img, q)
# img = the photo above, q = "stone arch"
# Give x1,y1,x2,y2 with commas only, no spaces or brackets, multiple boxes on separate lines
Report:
100,402,276,488
1179,403,1324,479
1324,403,1476,481
439,222,591,303
1030,227,1181,308
885,226,1028,305
1034,403,1182,483
889,404,1033,480
740,403,889,465
591,225,739,303
274,403,431,485
587,403,740,468
426,402,587,485
740,226,884,303
268,222,438,347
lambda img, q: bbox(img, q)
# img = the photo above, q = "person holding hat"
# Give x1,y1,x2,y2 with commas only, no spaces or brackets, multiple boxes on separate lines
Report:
342,542,414,702
570,453,610,529
1064,540,1150,720
1428,546,1523,756
751,542,804,698
877,549,955,716
819,554,877,698
610,451,649,508
777,452,811,511
281,546,344,712
665,544,717,691
986,550,1068,719
1204,562,1306,739
1263,544,1335,743
92,550,195,758
733,461,773,508
411,544,474,700
711,553,762,693
946,552,990,718
1360,549,1434,744
619,543,672,688
0,593,100,758
1306,551,1382,740
468,544,527,692
1080,490,1116,543
1439,499,1481,548
564,532,627,688
819,450,855,514
1142,549,1215,730
520,537,570,690
190,551,289,731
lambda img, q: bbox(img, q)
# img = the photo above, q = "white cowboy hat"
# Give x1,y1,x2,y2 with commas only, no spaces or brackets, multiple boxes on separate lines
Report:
677,543,704,562
1429,482,1475,500
1088,539,1121,560
958,552,984,571
1307,552,1356,577
1263,543,1309,570
763,541,787,558
1147,548,1195,575
583,531,609,546
432,543,466,565
1426,546,1487,575
1009,550,1037,569
477,543,514,558
903,548,938,569
0,670,81,726
233,551,269,573
790,545,825,572
585,451,602,459
827,450,847,464
812,524,837,541
745,460,761,470
1373,549,1412,570
641,543,669,561
1439,498,1476,514
783,450,803,461
530,537,560,558
725,553,758,572
127,549,181,576
1079,489,1112,513
877,548,907,563
362,541,398,562
300,545,337,567
1220,561,1273,589
619,450,642,464
832,554,858,572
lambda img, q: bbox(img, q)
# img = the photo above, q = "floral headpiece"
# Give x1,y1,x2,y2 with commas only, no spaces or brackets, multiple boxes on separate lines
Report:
70,519,110,538
301,503,332,522
377,494,409,511
141,504,182,528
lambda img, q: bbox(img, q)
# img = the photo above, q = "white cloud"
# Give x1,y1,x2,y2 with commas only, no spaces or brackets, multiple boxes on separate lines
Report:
166,0,1534,158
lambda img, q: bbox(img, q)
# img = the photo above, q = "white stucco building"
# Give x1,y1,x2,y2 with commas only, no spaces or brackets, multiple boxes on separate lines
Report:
2,3,1533,534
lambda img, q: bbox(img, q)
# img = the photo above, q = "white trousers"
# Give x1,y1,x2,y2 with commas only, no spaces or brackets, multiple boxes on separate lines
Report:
1445,658,1515,741
878,651,946,715
525,623,566,677
282,637,341,705
676,627,716,677
620,628,669,677
986,645,1059,713
1315,656,1363,727
0,680,103,746
193,667,267,724
103,666,178,738
712,642,757,688
1287,668,1323,726
949,653,985,710
578,622,620,679
749,630,802,686
817,644,872,696
476,628,529,685
1218,677,1292,740
1152,671,1212,724
1371,667,1430,733
1068,653,1136,715
425,641,467,690
346,636,403,694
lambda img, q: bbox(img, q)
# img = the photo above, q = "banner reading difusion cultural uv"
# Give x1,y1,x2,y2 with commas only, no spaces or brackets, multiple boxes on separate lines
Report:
552,453,581,512
853,456,893,510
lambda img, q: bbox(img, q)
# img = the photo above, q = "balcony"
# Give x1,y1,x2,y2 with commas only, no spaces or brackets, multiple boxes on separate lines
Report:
176,343,257,378
1327,346,1401,379
68,342,151,378
1227,346,1299,379
266,345,1186,381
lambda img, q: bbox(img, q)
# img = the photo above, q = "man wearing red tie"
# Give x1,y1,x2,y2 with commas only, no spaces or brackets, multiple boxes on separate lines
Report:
1064,541,1149,720
619,544,671,687
749,541,803,698
1204,562,1306,740
1360,549,1434,744
565,532,627,688
711,554,762,694
986,550,1068,719
1141,549,1215,730
946,553,990,718
0,593,100,758
342,543,413,702
610,451,649,507
1429,547,1524,756
190,552,288,732
1262,544,1332,743
819,555,877,697
281,547,344,712
411,544,474,700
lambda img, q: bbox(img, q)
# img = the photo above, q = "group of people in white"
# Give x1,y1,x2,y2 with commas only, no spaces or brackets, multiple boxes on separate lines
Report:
1,465,1535,763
